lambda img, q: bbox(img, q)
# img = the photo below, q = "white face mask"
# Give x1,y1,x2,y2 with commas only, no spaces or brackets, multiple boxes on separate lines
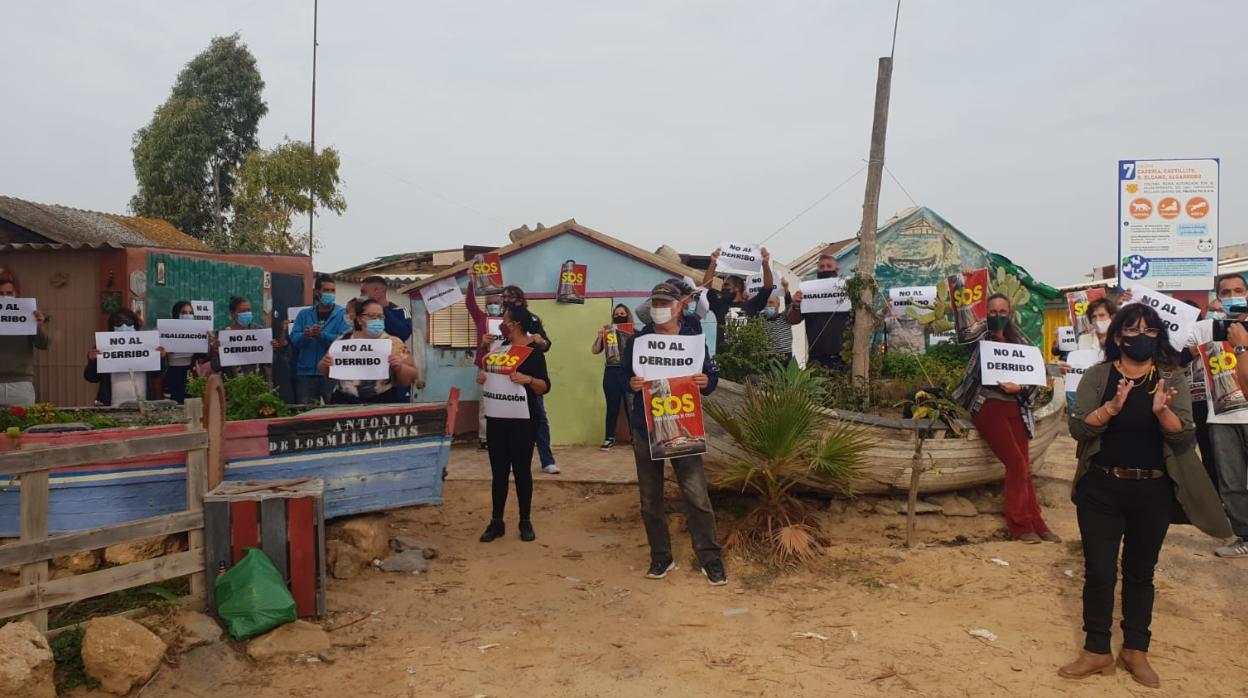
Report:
651,307,674,325
1095,319,1111,334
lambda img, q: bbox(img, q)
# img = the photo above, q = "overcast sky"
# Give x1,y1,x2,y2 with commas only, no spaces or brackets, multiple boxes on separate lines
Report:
3,1,1245,286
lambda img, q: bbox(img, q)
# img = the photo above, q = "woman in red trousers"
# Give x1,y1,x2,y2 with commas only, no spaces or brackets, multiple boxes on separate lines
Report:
953,293,1057,544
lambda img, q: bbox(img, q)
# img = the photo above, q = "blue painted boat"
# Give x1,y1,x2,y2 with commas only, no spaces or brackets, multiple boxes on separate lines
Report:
0,396,458,537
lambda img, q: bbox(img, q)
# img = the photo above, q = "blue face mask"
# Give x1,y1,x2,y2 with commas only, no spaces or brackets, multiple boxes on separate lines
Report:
179,313,195,320
1207,311,1226,321
683,303,697,318
320,292,336,306
761,307,778,320
236,311,253,326
486,304,502,316
1223,297,1248,314
115,323,135,332
365,319,386,336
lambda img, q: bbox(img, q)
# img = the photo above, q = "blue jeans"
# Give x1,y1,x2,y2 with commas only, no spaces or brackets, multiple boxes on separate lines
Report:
295,375,332,405
533,393,555,466
1065,390,1077,417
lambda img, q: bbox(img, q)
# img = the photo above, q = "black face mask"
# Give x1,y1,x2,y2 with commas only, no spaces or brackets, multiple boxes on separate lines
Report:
816,270,838,279
613,315,627,323
986,315,1008,332
1120,335,1158,362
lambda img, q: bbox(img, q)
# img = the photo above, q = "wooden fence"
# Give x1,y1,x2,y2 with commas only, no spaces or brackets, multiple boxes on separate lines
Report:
0,399,208,632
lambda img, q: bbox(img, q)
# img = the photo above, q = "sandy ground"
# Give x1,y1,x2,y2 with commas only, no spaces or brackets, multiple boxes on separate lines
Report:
127,437,1247,696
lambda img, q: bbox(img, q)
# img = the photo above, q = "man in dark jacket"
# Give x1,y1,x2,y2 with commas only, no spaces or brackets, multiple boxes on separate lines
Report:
787,251,850,370
622,282,726,586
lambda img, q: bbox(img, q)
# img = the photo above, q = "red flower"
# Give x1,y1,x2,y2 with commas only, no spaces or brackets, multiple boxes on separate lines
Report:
8,406,27,418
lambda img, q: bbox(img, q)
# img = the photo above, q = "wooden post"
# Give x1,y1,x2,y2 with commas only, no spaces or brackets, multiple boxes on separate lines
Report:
905,433,926,549
184,399,207,597
18,446,50,631
203,374,226,490
850,56,895,399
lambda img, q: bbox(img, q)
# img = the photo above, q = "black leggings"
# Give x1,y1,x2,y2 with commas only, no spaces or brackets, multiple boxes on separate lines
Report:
1193,400,1218,489
485,417,536,521
603,366,628,440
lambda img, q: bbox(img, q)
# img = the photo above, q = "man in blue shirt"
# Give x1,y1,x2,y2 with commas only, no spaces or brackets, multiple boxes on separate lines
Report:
622,282,726,586
291,275,350,405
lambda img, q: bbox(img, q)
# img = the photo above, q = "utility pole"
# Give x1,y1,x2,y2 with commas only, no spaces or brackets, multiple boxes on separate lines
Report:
308,0,319,259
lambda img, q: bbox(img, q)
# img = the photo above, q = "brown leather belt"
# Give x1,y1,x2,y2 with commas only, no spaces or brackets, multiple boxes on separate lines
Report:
1099,466,1165,480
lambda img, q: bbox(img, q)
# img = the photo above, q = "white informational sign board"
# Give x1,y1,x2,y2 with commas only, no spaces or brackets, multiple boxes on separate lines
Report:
1118,158,1219,291
0,298,38,336
156,318,211,353
631,334,706,380
328,338,392,380
1064,349,1102,393
716,241,763,276
191,300,214,323
95,331,162,373
1122,283,1201,350
888,286,936,317
482,372,530,418
979,340,1047,387
487,317,503,337
798,278,850,314
1057,326,1078,353
218,328,274,367
422,277,465,315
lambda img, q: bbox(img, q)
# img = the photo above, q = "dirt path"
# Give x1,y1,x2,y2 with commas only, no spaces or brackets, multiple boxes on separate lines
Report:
141,436,1248,697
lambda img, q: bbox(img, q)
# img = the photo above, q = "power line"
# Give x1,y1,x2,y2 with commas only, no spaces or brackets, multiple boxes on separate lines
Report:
884,164,919,208
759,165,867,245
345,153,509,226
890,0,902,59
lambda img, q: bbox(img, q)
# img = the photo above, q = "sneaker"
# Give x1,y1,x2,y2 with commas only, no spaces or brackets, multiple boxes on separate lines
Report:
701,559,728,586
645,558,676,579
600,438,615,451
541,463,561,474
479,520,505,543
1214,538,1248,558
1040,531,1063,543
519,520,536,542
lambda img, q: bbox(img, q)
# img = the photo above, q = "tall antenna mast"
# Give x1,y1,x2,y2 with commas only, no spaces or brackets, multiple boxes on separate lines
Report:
308,0,319,259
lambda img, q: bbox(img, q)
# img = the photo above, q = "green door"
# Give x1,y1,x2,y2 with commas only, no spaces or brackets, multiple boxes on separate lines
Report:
530,299,611,446
146,253,265,328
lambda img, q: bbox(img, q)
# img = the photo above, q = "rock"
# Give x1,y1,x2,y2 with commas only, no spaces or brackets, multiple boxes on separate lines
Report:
388,537,439,559
969,495,1005,514
246,621,330,662
826,499,849,515
52,549,101,573
0,620,55,698
327,514,390,560
104,535,172,565
915,516,949,534
326,540,371,580
171,611,222,653
82,616,167,695
890,500,941,515
930,494,978,517
852,497,876,514
378,550,429,574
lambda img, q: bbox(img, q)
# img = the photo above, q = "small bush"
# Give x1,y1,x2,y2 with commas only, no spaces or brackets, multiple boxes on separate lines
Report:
715,317,775,383
188,374,291,421
50,627,99,693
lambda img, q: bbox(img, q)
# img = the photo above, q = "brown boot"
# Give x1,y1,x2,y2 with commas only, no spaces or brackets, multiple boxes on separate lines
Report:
1118,649,1161,688
1057,650,1115,680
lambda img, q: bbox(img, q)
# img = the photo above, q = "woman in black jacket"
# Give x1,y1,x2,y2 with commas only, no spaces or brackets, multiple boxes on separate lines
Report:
85,309,165,406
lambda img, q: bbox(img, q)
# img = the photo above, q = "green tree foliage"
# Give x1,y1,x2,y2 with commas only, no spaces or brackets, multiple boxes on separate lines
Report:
714,317,775,383
131,34,268,238
222,141,346,254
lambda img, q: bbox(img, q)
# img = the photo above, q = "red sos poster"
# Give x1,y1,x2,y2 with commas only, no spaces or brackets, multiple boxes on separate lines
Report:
557,261,587,304
642,375,707,460
948,267,989,343
1066,287,1106,340
470,253,504,296
603,323,634,366
482,344,532,375
1199,341,1248,416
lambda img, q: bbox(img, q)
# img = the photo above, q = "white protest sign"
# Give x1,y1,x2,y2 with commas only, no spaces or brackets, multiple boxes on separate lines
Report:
979,340,1047,387
95,331,162,373
191,300,214,322
487,317,503,337
1057,326,1078,353
746,264,783,300
0,298,38,335
1122,283,1201,350
156,318,211,353
286,306,311,323
422,276,464,315
482,372,530,418
928,330,956,346
888,286,936,317
1063,349,1101,393
328,338,392,380
218,328,274,367
798,277,850,314
631,334,706,380
717,241,763,276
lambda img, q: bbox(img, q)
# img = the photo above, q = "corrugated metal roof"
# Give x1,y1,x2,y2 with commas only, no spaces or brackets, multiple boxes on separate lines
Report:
0,196,207,250
0,241,125,252
104,214,209,250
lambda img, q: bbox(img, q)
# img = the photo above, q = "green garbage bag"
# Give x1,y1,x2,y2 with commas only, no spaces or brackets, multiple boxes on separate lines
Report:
214,547,297,639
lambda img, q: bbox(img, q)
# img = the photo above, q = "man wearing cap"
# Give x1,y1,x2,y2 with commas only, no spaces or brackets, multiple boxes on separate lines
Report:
787,251,850,370
621,282,727,585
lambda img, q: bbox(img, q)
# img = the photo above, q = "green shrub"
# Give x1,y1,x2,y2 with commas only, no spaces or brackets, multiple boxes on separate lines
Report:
188,373,291,421
715,317,775,383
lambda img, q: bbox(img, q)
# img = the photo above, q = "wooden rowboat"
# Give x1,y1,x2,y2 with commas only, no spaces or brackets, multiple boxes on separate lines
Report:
702,379,1066,495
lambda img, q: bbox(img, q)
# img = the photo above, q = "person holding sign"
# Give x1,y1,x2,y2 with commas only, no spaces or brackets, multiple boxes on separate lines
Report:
501,286,559,474
210,296,279,380
591,304,635,450
466,279,505,450
622,282,726,585
318,299,417,403
757,281,794,368
475,305,550,543
1058,298,1118,414
162,300,210,403
0,275,50,406
1061,304,1230,687
84,309,166,406
786,250,850,370
700,247,774,347
952,294,1056,544
291,275,350,405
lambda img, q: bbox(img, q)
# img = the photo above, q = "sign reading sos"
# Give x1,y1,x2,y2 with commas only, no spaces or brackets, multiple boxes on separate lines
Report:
1073,300,1088,316
484,352,520,369
560,270,585,284
651,393,697,416
473,260,499,275
1208,351,1238,376
951,283,984,308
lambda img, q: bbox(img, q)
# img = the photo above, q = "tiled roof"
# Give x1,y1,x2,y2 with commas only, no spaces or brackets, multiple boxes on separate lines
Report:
0,196,206,250
104,214,209,250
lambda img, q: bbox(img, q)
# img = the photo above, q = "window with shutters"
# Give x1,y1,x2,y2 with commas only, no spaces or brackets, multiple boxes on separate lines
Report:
429,300,477,348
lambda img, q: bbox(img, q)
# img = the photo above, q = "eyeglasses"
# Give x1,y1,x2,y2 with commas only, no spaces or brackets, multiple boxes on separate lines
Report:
1121,327,1160,338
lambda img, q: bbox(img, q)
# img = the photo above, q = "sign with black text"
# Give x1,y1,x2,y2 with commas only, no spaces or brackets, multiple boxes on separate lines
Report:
642,375,707,460
1122,283,1200,350
798,277,850,314
631,334,706,380
156,318,211,353
95,331,162,373
1063,349,1101,393
979,340,1046,387
191,300,214,323
1057,326,1078,353
219,328,274,367
716,241,763,276
0,298,37,336
328,338,392,380
421,276,464,315
482,372,529,419
888,286,936,317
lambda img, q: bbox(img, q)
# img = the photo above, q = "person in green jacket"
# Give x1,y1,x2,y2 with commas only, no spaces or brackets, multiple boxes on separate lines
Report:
0,276,49,406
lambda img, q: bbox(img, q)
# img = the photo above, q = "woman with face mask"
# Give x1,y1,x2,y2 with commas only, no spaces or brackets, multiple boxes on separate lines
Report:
592,304,634,449
211,296,277,381
318,298,418,404
84,309,166,406
1060,304,1230,687
163,300,209,404
952,293,1057,544
499,285,559,474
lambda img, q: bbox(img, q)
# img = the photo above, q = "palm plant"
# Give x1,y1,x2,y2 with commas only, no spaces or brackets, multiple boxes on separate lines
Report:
704,362,873,564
